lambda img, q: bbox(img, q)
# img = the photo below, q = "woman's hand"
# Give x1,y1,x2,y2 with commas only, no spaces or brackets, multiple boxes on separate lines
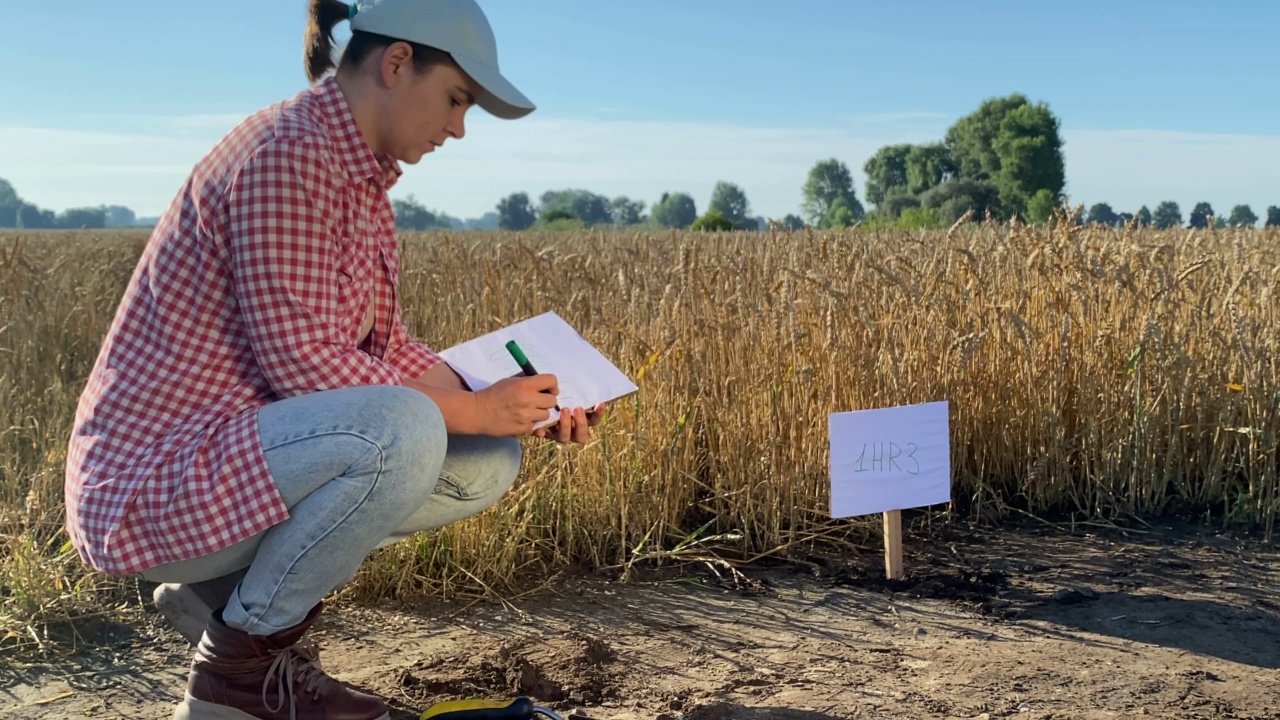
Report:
474,374,561,437
535,403,607,445
409,364,605,443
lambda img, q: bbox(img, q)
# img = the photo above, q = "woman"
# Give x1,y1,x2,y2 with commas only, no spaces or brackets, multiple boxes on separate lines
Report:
63,1,599,718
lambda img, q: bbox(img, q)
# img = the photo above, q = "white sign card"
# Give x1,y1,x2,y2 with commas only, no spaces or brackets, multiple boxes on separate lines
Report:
829,400,951,518
439,311,639,430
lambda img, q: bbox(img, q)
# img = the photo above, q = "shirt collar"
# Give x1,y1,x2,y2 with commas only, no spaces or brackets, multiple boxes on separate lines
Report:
313,76,403,190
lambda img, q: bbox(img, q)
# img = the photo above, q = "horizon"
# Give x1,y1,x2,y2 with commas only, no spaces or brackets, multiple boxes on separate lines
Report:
2,1,1277,223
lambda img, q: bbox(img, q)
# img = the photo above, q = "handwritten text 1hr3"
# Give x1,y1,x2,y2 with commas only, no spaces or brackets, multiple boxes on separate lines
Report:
851,441,921,475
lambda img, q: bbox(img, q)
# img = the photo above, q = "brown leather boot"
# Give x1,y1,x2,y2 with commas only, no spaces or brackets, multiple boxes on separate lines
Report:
154,582,323,671
172,602,388,720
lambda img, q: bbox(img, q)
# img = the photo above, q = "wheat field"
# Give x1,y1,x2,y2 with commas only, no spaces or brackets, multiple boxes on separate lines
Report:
2,219,1277,655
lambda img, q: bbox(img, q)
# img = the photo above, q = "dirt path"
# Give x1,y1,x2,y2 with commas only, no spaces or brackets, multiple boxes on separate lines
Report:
3,521,1278,720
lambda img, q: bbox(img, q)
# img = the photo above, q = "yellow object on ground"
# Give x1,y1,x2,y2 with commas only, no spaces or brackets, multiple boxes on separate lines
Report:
419,696,566,720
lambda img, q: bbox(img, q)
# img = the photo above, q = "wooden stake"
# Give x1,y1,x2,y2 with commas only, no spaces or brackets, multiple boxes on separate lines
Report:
882,509,904,580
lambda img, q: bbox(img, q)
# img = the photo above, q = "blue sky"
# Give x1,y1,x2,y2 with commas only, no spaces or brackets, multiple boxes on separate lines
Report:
2,0,1277,221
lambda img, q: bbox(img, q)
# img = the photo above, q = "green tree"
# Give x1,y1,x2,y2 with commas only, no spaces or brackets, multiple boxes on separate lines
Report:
896,206,941,230
1266,206,1280,227
59,207,107,228
689,210,735,232
17,202,52,228
103,205,137,227
0,178,18,227
863,144,912,207
1025,189,1058,225
1136,205,1152,227
1087,202,1119,226
801,158,864,227
919,179,1000,225
497,192,537,230
610,196,645,226
990,102,1065,219
905,143,956,196
538,209,585,231
879,192,922,220
944,93,1030,182
539,189,612,225
391,194,449,231
782,214,805,230
1152,201,1181,229
436,212,463,230
542,208,574,222
824,197,858,229
1227,204,1258,228
0,178,17,207
707,181,751,228
1188,202,1215,229
463,212,500,230
651,192,697,229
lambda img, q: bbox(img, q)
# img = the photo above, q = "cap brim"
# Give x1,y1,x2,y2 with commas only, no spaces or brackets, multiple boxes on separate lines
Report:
453,54,535,120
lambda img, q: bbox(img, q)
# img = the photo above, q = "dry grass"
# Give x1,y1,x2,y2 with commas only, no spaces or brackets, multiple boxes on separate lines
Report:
1,219,1276,657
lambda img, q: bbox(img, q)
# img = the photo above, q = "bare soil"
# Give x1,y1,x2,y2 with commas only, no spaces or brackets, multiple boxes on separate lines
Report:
3,520,1278,720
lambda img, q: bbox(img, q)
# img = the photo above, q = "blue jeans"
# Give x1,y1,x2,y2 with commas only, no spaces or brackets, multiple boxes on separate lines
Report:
139,385,521,635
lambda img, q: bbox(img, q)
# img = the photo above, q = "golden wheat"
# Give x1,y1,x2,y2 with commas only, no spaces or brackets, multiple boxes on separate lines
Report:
1,221,1276,656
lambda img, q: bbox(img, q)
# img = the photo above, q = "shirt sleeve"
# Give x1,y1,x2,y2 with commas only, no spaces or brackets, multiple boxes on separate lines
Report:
226,137,408,398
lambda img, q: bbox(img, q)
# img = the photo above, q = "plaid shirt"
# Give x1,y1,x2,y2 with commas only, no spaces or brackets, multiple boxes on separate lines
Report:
64,77,442,576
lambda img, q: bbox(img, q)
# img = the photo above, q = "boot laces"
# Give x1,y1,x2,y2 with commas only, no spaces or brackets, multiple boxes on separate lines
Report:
262,646,338,718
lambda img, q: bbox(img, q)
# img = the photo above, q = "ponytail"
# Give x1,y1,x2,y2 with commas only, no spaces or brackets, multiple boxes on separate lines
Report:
304,0,351,83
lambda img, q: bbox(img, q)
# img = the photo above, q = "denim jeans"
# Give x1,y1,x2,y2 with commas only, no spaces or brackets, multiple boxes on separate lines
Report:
139,385,522,636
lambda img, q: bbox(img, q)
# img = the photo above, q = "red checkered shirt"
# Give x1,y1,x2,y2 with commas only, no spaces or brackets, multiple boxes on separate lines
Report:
64,77,442,576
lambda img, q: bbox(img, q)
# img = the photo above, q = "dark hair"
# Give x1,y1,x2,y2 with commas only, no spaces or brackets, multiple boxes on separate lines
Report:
305,0,455,84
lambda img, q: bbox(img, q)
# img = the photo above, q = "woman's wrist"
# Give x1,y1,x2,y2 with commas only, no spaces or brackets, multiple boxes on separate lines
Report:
404,378,487,435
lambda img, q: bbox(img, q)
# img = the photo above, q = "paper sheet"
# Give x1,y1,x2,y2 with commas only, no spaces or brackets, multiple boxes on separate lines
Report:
829,400,952,518
439,312,639,429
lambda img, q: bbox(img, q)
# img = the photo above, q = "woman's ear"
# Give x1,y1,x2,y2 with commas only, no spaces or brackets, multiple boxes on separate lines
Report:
377,41,416,88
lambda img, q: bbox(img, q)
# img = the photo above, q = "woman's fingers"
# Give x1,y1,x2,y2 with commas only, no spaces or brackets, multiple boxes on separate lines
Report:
533,406,602,445
555,409,572,444
587,403,606,426
572,407,591,443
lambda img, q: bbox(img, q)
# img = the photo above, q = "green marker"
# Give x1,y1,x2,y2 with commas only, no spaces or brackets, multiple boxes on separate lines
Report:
505,340,560,412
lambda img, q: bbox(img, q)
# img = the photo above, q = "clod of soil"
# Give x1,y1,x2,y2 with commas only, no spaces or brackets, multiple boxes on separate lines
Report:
1052,586,1100,604
397,632,619,709
682,702,842,720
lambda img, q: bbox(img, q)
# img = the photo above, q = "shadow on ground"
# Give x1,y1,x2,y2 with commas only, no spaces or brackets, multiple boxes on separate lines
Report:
1015,590,1279,669
552,516,1280,671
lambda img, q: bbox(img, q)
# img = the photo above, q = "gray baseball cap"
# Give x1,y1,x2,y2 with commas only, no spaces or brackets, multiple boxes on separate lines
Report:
350,0,535,119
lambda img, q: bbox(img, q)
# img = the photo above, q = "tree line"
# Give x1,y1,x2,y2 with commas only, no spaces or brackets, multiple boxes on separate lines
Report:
1079,201,1276,230
481,92,1278,232
4,92,1278,233
0,179,152,229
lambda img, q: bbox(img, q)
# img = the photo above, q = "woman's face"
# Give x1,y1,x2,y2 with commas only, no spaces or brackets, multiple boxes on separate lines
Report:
375,44,482,165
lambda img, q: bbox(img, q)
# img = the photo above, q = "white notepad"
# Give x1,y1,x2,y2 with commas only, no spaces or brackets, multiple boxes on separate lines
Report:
439,311,639,429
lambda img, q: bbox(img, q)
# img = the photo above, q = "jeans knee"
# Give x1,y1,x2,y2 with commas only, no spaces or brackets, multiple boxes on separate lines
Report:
477,436,522,501
490,437,522,495
376,386,448,500
438,436,522,503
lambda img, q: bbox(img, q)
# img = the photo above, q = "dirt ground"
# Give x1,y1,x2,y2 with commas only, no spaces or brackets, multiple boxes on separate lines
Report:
3,519,1278,720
